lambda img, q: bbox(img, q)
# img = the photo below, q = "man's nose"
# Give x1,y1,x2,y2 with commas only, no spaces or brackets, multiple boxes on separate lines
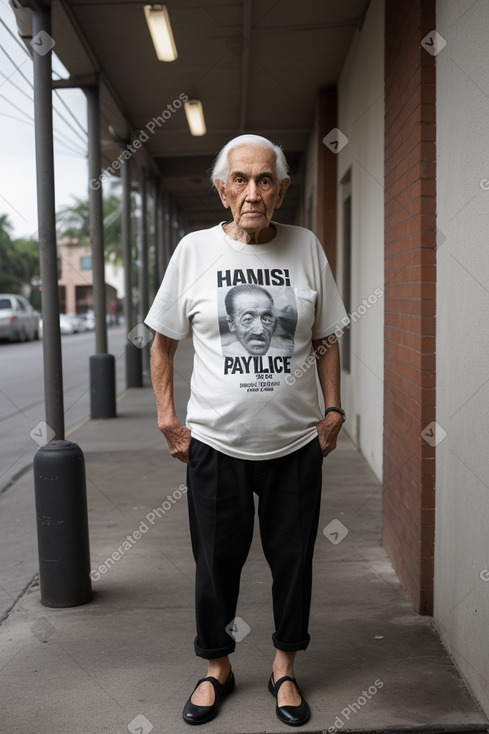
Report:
245,180,260,200
251,318,265,334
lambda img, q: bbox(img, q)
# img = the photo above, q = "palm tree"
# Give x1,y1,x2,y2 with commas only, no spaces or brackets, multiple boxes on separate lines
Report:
56,197,90,244
56,185,127,262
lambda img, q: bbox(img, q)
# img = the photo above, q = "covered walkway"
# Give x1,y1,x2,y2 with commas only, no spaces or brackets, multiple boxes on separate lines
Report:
0,339,486,732
6,0,489,725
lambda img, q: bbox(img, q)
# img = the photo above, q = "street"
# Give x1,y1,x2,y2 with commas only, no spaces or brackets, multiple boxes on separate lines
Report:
0,325,130,493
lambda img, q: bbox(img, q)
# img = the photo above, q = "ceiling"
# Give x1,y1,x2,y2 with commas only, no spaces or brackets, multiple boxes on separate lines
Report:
15,0,369,231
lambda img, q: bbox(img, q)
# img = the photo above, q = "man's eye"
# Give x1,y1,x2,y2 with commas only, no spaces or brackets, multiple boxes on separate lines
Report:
261,178,271,185
261,316,273,325
241,317,253,326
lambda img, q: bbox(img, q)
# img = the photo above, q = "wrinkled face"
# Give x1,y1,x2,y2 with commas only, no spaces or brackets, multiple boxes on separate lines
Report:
217,146,289,236
228,291,276,355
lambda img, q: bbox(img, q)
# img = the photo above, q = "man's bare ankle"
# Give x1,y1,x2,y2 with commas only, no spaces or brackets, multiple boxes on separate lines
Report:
207,659,231,683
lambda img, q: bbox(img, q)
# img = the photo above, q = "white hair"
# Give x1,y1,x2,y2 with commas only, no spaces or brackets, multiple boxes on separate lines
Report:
210,134,290,186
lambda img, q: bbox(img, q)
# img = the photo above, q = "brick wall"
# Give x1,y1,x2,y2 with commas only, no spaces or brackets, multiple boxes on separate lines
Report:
383,0,437,614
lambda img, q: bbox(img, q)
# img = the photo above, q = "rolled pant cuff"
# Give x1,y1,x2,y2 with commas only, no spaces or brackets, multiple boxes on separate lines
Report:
194,636,236,659
272,632,310,652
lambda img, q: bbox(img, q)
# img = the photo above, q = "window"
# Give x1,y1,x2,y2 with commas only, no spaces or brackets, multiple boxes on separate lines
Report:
80,256,92,271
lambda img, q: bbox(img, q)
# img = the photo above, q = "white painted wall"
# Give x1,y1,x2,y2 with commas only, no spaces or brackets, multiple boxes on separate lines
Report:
435,0,489,716
336,0,385,480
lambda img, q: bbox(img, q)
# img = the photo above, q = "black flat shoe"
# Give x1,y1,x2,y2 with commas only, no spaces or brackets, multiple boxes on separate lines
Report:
182,671,235,725
268,673,311,727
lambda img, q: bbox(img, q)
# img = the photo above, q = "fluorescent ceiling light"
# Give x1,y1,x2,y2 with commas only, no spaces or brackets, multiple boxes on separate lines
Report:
184,99,206,136
144,4,178,62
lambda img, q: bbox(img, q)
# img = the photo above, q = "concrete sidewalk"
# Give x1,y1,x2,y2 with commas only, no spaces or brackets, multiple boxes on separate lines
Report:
0,338,487,734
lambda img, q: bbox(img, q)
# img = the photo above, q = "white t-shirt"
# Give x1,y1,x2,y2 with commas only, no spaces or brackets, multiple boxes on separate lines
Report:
145,222,348,460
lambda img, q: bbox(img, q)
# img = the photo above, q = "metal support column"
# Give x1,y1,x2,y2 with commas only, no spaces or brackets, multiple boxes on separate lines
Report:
139,170,149,323
86,85,108,356
31,3,91,607
168,194,177,263
153,178,163,291
138,170,150,378
121,155,142,387
121,154,132,333
162,190,172,273
85,84,116,418
32,4,64,440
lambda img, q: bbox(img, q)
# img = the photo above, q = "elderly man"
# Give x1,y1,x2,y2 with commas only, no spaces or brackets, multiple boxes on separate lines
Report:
145,134,347,727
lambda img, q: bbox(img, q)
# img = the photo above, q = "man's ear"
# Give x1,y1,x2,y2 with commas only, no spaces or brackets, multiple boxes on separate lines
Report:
226,315,236,333
274,178,290,210
216,180,229,209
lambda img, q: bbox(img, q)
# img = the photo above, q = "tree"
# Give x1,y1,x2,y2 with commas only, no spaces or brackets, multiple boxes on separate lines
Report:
56,187,124,262
56,197,90,244
0,214,40,294
101,193,123,262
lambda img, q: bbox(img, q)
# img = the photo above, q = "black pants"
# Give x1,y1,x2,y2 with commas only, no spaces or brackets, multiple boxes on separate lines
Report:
186,436,324,659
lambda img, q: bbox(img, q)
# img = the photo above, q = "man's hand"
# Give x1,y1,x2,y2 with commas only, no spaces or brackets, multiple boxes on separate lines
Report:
160,423,192,464
316,412,343,457
150,333,191,463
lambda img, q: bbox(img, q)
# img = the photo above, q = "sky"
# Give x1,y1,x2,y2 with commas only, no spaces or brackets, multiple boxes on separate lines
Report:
0,1,89,240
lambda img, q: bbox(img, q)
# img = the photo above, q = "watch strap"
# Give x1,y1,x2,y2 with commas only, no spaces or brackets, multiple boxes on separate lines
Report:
324,406,346,422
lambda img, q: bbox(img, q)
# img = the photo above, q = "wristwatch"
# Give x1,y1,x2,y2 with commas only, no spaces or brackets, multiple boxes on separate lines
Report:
324,406,346,423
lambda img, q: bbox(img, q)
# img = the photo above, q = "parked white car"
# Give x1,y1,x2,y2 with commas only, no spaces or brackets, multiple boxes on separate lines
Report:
65,313,87,333
0,293,40,342
79,311,95,330
59,314,75,335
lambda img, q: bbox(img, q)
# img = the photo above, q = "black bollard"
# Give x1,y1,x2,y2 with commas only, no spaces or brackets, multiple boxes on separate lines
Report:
33,440,92,607
126,342,143,387
90,353,116,418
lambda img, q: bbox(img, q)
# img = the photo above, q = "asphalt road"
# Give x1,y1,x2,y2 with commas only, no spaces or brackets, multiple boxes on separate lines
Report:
0,325,131,493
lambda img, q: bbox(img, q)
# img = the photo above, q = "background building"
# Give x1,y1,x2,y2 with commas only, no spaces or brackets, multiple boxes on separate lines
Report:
57,238,121,315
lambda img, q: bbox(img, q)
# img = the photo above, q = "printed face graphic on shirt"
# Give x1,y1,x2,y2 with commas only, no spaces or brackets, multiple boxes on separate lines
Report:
218,278,297,366
226,287,276,355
